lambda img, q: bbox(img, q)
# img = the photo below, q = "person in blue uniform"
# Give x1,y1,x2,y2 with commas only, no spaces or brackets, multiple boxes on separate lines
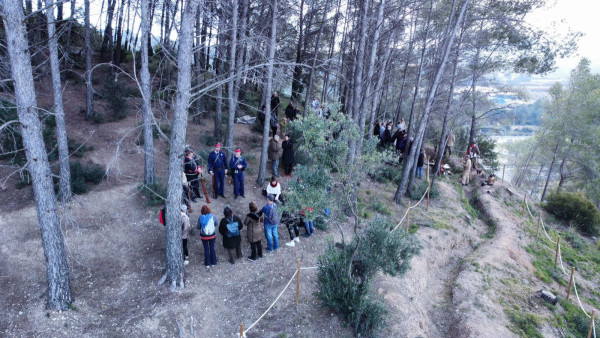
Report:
229,148,248,199
208,143,228,199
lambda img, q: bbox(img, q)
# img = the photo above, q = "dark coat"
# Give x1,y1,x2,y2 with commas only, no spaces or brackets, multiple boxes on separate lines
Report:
218,215,243,249
285,103,295,120
417,152,425,167
282,140,295,164
270,95,280,114
244,212,263,243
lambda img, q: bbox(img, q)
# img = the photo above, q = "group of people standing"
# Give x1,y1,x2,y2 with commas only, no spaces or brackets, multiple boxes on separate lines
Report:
375,118,411,156
177,192,317,268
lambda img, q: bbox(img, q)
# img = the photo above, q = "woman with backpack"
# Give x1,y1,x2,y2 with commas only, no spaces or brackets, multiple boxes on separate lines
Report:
197,205,218,269
218,206,244,264
244,202,264,261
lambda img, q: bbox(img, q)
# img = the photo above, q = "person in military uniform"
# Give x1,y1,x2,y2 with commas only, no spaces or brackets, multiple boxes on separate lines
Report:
184,148,202,202
229,148,248,199
208,143,228,199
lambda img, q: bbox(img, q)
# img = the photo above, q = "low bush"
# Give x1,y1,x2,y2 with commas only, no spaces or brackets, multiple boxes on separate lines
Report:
140,178,167,206
409,180,439,200
316,218,420,336
102,81,128,121
69,162,104,194
544,191,600,236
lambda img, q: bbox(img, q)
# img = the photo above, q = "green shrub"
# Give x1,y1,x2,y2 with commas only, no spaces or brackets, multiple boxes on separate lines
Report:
506,306,543,338
370,200,392,216
68,138,94,158
140,178,167,206
409,181,439,200
69,162,104,194
545,191,600,235
102,81,128,121
316,218,420,336
373,165,402,184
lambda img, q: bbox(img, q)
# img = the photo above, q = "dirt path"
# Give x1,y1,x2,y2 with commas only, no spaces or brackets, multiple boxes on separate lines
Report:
373,180,489,337
450,180,534,337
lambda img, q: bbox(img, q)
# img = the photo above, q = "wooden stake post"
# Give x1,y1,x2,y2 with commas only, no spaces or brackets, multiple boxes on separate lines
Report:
406,201,411,229
426,180,431,211
567,267,575,300
502,164,505,184
554,237,561,268
522,193,527,217
240,323,244,338
296,259,301,305
587,310,595,338
535,215,541,240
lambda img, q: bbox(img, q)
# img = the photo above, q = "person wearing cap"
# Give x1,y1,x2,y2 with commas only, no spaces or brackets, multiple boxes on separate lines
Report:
180,205,191,265
208,143,228,199
229,148,248,199
184,148,202,202
258,194,280,252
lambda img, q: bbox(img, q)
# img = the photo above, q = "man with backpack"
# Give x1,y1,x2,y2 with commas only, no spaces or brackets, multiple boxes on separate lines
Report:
259,194,280,253
218,206,244,264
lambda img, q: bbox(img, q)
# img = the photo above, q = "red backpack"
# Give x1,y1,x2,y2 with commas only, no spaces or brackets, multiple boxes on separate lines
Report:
159,207,167,226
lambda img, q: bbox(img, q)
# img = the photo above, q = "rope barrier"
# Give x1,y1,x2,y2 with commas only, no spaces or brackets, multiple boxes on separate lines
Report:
244,269,298,334
243,265,318,335
523,197,596,337
391,185,430,233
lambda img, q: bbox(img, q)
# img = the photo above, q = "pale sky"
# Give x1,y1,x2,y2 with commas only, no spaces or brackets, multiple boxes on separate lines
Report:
500,0,600,98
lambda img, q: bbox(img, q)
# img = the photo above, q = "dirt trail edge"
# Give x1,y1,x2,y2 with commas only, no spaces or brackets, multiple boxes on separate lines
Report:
451,183,534,337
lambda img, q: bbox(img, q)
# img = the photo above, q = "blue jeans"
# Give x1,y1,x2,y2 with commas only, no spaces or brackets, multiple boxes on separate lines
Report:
416,166,423,178
201,238,217,266
264,223,279,251
272,158,279,176
304,220,314,235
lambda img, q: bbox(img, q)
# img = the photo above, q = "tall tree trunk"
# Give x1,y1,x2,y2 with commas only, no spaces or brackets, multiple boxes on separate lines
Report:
431,7,466,188
114,0,125,66
214,12,225,141
85,0,94,119
303,0,329,115
404,0,433,156
541,140,560,201
395,0,471,202
256,0,278,185
360,0,386,146
160,0,200,291
392,15,416,127
100,0,117,62
62,0,76,69
1,0,73,309
225,0,239,156
320,0,342,105
557,138,573,191
291,0,305,102
45,0,72,202
141,0,155,185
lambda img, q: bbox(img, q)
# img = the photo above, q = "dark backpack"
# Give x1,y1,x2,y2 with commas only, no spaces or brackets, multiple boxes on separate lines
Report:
226,217,240,238
267,204,281,225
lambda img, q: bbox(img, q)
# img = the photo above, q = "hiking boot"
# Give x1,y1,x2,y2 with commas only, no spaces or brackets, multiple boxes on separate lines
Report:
294,237,300,243
303,233,311,238
285,241,295,247
191,198,198,203
184,260,189,265
241,195,246,198
247,256,257,262
220,194,226,198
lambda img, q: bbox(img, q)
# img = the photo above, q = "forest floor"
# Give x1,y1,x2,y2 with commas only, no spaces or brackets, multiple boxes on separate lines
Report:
1,69,599,337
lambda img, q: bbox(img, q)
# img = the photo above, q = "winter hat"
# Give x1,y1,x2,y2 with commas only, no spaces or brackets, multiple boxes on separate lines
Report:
215,143,221,148
267,194,275,202
235,149,241,153
180,204,187,212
